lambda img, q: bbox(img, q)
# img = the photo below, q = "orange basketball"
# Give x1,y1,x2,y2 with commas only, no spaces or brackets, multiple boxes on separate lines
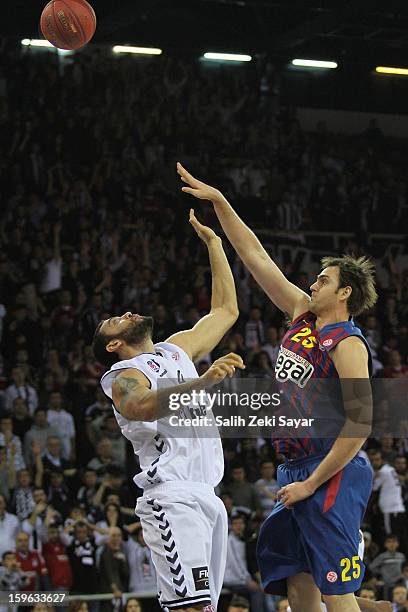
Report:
40,0,96,50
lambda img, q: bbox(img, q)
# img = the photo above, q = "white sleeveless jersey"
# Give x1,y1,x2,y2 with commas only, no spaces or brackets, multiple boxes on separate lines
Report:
100,342,224,490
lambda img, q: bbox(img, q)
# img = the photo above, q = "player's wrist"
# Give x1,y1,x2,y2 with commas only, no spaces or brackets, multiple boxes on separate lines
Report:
211,192,227,207
304,476,318,494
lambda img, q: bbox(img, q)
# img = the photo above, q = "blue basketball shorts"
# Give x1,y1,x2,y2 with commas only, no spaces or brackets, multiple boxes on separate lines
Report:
257,454,373,596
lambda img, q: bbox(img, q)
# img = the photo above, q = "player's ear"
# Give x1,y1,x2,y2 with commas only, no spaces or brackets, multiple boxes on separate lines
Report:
340,286,352,301
106,339,122,353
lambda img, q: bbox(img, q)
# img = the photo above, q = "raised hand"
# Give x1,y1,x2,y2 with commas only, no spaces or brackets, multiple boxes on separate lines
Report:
177,162,223,203
189,209,218,244
201,352,245,387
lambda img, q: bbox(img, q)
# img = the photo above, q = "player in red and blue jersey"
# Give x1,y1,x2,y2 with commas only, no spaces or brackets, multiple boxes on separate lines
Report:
178,163,380,612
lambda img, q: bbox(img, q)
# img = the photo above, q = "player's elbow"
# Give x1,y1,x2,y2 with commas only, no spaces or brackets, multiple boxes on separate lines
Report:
225,306,239,322
214,306,239,325
120,399,156,422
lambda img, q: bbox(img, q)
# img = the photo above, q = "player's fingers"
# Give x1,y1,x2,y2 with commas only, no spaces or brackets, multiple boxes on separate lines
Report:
219,353,245,368
182,187,198,196
189,210,202,228
211,366,227,380
215,363,235,377
177,162,197,185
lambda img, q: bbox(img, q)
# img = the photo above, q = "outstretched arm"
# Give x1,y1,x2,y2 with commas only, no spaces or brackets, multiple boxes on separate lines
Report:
167,209,239,361
111,352,245,421
177,163,310,319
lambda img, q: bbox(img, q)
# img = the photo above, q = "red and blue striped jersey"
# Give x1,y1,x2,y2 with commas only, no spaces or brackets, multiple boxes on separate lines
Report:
273,311,371,459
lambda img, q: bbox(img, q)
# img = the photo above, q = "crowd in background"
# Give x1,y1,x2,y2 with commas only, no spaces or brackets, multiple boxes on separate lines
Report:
0,44,408,611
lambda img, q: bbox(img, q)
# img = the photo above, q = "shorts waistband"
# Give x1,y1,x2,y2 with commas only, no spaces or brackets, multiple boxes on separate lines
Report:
283,453,326,468
143,480,216,496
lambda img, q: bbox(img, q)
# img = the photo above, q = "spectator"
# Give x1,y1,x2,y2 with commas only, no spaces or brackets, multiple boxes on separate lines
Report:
0,551,30,591
371,451,407,550
4,367,38,416
125,526,156,594
276,599,290,612
67,603,89,612
0,415,25,471
247,351,274,379
0,494,19,558
262,326,280,367
93,465,133,509
24,409,60,467
15,531,49,591
85,388,112,446
21,487,61,552
42,524,73,590
224,515,264,611
255,460,279,517
0,444,16,501
46,392,76,461
244,307,265,349
76,468,98,516
359,586,376,600
369,535,406,599
392,585,408,611
224,466,261,515
124,599,142,612
95,414,126,467
11,397,33,442
402,564,408,590
380,436,399,465
11,468,36,521
94,502,126,547
46,469,71,519
363,531,380,571
42,435,77,485
67,521,98,596
87,438,114,474
99,527,129,612
227,594,250,612
382,351,408,378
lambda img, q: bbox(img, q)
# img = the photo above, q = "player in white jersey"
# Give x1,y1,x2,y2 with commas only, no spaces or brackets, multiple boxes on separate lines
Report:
92,210,244,612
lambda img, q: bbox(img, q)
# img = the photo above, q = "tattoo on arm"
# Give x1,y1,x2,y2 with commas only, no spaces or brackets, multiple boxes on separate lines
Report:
115,376,142,414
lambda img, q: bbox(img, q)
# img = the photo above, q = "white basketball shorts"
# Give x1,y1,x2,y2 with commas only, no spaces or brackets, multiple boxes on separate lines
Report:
136,481,228,611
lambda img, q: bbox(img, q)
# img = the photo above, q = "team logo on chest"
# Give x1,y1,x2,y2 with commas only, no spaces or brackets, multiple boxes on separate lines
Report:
275,346,314,388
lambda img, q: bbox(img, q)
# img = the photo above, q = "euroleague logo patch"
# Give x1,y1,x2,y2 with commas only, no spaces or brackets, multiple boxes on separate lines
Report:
326,571,338,583
147,359,160,373
322,338,333,347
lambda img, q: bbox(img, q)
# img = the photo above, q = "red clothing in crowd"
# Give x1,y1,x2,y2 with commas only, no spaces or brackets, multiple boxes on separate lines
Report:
42,540,73,589
15,550,48,591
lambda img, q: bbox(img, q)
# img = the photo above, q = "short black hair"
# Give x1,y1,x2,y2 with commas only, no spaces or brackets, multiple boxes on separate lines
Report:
92,321,118,367
2,550,14,560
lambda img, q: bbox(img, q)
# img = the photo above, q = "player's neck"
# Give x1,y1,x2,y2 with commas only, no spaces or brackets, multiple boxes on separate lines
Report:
315,309,349,331
119,339,155,360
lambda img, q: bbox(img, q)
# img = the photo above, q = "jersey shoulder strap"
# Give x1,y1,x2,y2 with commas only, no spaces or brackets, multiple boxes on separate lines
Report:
318,319,373,375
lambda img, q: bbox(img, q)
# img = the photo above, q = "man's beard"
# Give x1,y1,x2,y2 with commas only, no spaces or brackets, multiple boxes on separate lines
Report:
117,316,154,347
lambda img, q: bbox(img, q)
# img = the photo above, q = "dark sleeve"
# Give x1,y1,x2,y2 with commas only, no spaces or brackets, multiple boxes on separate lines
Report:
100,549,120,586
246,536,259,577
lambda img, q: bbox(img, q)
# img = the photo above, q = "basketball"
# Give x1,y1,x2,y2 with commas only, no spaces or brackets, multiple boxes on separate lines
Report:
40,0,96,50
